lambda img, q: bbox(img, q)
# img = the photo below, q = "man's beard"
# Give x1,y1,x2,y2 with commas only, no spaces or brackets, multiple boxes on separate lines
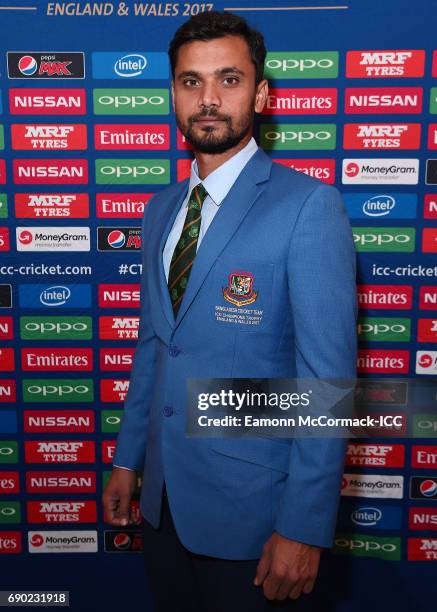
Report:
176,106,254,154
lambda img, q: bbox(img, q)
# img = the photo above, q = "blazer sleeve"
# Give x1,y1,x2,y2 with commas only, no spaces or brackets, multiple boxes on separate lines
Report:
112,198,158,471
273,183,357,548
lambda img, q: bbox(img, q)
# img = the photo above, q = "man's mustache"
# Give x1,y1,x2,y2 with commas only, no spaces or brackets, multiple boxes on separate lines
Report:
189,109,231,123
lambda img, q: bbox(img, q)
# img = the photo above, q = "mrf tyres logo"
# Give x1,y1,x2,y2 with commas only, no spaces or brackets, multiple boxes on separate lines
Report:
25,441,95,464
7,53,85,79
343,123,420,149
345,444,405,468
99,316,139,340
15,193,89,218
11,124,87,150
16,227,90,251
342,159,419,185
346,50,425,78
341,474,404,499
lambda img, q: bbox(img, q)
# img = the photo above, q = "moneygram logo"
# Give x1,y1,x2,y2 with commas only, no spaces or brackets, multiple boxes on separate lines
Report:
24,410,94,433
343,193,417,219
13,159,88,184
94,124,169,150
18,284,91,308
341,474,404,498
343,123,420,149
416,351,437,375
352,227,415,252
11,124,87,150
345,87,422,113
96,193,150,218
16,227,90,251
357,317,411,342
95,159,169,184
346,50,425,78
28,530,98,553
261,124,336,150
9,88,86,115
93,88,169,115
342,159,419,185
15,193,89,218
92,51,168,79
7,52,85,79
97,227,141,251
264,52,338,79
20,316,92,340
273,159,335,184
262,88,337,115
334,533,400,561
357,349,410,374
22,379,94,402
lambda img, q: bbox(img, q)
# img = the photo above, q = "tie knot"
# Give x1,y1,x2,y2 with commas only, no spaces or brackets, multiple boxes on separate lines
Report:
188,183,208,211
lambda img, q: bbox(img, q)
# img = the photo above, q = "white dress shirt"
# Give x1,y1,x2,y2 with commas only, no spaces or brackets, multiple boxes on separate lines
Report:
114,136,258,471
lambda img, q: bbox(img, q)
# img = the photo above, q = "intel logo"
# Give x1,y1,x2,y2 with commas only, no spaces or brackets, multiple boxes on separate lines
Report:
351,507,382,527
40,286,71,307
114,54,147,78
363,195,395,217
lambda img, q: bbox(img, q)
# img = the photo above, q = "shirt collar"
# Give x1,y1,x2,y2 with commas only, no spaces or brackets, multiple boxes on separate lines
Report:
186,137,258,207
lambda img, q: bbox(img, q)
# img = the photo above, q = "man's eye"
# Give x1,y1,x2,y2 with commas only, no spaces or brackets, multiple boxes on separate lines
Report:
224,77,239,85
184,79,199,87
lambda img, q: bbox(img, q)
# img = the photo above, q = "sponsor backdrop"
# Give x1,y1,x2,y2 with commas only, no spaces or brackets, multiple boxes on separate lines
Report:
0,0,436,610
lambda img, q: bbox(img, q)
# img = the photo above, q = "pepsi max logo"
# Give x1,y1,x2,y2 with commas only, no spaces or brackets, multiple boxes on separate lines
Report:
7,52,85,79
104,530,142,552
97,227,141,251
351,507,382,526
18,56,38,76
410,476,437,500
420,479,437,497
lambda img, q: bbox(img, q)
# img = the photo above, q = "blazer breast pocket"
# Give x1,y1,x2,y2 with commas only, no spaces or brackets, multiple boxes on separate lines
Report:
212,258,274,331
210,436,290,474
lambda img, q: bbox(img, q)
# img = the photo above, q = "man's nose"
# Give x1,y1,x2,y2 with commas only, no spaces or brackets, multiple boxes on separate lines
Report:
198,81,221,108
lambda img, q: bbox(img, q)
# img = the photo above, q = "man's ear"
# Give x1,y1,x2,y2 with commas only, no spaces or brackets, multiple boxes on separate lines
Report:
254,78,268,114
171,80,175,112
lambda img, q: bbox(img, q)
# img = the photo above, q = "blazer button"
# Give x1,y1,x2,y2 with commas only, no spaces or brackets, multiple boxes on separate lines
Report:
168,346,180,357
163,406,173,417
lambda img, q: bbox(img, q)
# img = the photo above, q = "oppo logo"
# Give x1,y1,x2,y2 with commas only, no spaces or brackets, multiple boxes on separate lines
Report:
100,165,165,177
363,196,396,217
0,506,16,517
27,384,90,396
98,95,165,108
335,538,397,552
265,58,334,72
353,232,411,245
24,321,87,334
105,416,121,425
358,323,407,335
0,447,14,456
264,129,332,143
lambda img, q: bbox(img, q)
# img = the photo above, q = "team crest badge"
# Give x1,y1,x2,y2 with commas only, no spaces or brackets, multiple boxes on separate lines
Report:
222,271,258,306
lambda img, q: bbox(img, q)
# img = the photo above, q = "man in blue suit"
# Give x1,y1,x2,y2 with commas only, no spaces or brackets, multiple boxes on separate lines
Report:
102,10,357,611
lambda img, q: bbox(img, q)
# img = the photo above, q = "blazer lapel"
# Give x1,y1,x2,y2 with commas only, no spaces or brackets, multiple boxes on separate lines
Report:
151,179,189,330
174,148,272,328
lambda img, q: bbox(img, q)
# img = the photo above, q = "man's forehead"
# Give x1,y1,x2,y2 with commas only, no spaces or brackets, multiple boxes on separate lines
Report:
175,36,253,72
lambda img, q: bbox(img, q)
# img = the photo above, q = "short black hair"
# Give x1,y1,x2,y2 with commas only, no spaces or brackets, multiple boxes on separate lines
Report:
169,11,266,85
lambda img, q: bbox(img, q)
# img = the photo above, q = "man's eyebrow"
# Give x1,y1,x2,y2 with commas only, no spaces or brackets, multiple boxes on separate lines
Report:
176,67,246,80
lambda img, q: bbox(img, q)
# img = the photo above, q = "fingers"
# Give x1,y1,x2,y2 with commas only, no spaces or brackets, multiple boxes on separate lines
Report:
253,542,272,586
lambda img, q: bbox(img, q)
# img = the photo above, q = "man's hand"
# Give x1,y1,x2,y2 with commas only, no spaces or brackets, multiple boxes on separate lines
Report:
102,467,140,526
254,532,321,600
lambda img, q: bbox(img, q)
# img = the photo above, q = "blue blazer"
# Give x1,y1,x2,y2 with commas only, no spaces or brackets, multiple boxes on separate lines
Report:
113,147,357,560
